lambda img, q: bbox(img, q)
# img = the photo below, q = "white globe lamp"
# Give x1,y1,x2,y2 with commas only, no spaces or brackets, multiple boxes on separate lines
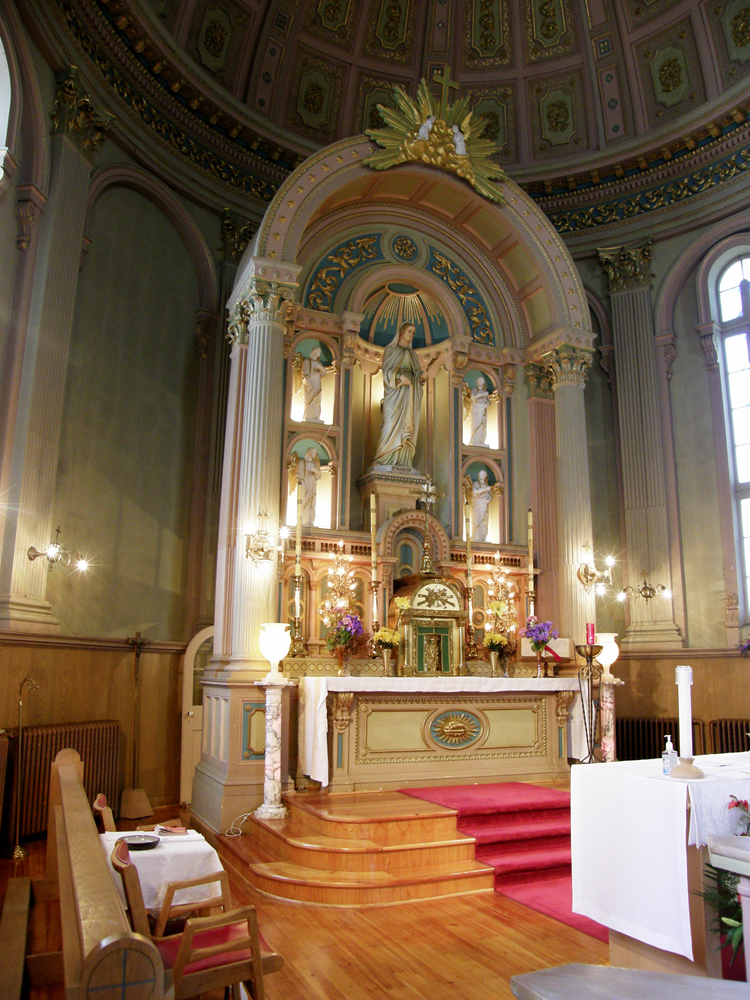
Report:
259,623,291,680
595,632,620,683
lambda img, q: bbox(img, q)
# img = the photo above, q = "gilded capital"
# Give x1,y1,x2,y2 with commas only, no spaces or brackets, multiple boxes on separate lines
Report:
525,363,554,399
220,211,255,262
51,67,112,155
597,238,652,292
542,345,592,387
228,278,296,344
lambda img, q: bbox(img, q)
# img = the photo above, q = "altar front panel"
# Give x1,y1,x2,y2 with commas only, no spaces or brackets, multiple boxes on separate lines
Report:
328,690,570,791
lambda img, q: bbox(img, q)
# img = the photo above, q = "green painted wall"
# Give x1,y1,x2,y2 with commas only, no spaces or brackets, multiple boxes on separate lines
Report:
48,185,200,640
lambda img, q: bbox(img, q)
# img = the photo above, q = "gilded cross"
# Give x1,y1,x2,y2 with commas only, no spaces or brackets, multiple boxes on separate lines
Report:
409,474,445,574
432,64,458,119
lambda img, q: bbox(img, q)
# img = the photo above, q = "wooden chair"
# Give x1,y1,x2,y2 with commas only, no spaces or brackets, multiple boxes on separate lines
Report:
111,840,283,999
92,792,116,832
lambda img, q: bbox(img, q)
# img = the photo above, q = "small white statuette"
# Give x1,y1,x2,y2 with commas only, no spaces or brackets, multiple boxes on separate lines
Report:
294,347,337,423
452,125,467,156
463,376,499,447
471,470,493,542
418,116,435,141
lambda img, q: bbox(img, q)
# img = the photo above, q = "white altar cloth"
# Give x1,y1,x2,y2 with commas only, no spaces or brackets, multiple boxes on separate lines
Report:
571,755,750,962
299,676,584,787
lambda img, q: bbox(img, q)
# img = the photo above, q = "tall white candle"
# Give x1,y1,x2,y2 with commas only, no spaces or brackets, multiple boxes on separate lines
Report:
527,508,534,615
295,481,302,570
370,493,378,584
675,665,694,760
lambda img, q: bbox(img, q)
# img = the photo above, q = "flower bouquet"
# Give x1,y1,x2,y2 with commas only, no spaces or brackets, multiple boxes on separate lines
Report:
519,615,560,677
373,627,400,650
740,638,750,657
326,613,367,675
483,631,509,678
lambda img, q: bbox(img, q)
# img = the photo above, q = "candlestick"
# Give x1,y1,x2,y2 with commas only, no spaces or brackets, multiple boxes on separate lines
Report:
586,622,595,645
295,481,302,568
527,508,534,616
370,493,378,585
464,499,477,659
670,665,704,779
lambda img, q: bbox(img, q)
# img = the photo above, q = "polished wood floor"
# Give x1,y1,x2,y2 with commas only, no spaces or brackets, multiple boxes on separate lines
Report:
3,792,608,1000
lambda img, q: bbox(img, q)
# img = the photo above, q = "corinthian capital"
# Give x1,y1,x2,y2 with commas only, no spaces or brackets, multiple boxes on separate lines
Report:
228,278,296,344
51,66,113,156
525,363,554,399
542,345,592,387
597,238,652,292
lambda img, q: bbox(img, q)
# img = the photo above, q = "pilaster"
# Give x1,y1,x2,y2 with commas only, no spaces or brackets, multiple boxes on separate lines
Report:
0,69,109,631
541,346,596,649
525,364,559,627
597,240,683,649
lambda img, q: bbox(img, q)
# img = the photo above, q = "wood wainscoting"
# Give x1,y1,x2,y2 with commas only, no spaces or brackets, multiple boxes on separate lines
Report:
0,632,185,810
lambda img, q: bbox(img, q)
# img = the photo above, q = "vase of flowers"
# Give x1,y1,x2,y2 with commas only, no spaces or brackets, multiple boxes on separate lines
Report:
326,613,366,676
483,632,509,677
373,627,400,676
740,638,750,657
519,616,559,678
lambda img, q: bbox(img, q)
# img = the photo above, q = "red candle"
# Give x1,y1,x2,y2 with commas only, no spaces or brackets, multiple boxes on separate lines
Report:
586,622,595,644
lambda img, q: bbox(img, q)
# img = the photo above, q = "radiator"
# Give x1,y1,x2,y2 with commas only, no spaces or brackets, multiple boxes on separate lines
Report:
0,733,9,835
710,719,750,755
615,716,705,761
3,721,120,840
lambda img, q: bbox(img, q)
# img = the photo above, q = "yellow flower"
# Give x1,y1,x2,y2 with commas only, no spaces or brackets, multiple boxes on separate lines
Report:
373,628,400,648
394,597,411,610
483,632,509,651
489,601,506,615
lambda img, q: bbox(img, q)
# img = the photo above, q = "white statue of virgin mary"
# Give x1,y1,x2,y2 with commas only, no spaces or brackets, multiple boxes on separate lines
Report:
372,322,425,469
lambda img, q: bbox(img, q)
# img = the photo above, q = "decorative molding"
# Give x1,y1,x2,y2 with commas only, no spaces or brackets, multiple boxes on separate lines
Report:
656,332,677,381
16,197,38,252
542,344,591,386
304,234,383,313
697,320,721,372
555,689,575,727
597,238,653,292
51,65,113,155
220,211,255,261
501,363,516,396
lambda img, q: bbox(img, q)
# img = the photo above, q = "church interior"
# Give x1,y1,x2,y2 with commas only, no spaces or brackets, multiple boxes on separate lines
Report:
3,0,750,996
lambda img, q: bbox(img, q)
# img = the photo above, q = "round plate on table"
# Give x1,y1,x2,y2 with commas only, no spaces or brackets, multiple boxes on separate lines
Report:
121,834,160,850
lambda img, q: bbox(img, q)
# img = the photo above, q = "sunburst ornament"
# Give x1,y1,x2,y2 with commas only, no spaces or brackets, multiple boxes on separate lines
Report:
364,66,507,205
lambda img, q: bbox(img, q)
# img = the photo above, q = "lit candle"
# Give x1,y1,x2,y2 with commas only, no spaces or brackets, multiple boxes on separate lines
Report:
370,493,378,585
586,623,595,645
675,665,694,760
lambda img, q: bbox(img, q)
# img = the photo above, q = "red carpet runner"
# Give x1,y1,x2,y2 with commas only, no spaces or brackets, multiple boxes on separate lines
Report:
400,782,608,943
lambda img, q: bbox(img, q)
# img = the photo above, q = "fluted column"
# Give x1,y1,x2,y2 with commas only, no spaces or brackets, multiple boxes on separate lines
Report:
542,346,596,649
0,69,109,631
525,365,560,626
213,261,300,669
598,241,682,649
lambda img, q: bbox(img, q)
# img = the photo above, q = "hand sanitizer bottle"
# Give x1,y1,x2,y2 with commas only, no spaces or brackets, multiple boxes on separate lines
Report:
663,734,678,774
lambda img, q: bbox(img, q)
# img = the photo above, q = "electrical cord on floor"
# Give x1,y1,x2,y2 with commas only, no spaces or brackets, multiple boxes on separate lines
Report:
225,812,253,837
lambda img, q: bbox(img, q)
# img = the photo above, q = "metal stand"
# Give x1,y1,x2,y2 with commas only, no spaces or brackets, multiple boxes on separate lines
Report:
575,644,602,764
8,676,39,859
290,574,307,657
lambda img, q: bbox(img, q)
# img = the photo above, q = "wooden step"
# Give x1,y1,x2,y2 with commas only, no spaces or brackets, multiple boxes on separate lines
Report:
282,789,460,845
248,858,496,905
250,812,477,872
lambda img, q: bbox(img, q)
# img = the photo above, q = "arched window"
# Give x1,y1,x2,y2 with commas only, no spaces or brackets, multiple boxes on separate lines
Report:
718,255,750,607
0,34,12,186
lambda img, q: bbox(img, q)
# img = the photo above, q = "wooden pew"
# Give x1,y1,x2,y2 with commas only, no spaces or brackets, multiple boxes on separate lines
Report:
0,877,31,1000
44,748,166,1000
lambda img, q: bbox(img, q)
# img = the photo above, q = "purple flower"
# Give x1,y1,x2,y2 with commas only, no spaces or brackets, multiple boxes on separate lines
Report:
519,616,558,650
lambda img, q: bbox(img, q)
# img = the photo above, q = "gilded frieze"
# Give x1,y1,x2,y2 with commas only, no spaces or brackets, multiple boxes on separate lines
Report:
305,0,358,49
56,0,281,202
304,234,384,312
524,0,577,63
365,0,415,63
463,0,512,68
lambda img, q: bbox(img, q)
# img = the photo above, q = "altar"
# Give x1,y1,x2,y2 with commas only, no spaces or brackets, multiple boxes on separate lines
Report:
298,676,584,792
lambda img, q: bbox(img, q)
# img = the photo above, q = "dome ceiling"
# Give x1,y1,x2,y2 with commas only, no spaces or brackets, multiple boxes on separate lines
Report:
147,0,750,173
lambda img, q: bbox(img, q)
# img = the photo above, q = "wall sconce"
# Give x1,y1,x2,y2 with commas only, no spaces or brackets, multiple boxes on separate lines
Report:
576,542,615,595
617,573,671,603
28,526,88,572
245,511,289,565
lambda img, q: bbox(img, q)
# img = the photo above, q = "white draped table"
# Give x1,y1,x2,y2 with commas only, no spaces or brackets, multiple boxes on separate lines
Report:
100,830,224,915
571,753,750,971
298,676,586,789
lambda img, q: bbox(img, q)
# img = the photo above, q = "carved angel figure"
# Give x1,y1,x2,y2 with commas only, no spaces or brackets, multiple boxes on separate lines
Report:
462,376,499,447
470,470,502,543
417,115,435,141
293,347,337,423
452,124,467,156
288,447,322,527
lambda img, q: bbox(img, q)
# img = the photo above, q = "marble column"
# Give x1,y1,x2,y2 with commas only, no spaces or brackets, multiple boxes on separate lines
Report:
0,69,109,631
598,241,683,649
542,346,596,651
191,257,300,832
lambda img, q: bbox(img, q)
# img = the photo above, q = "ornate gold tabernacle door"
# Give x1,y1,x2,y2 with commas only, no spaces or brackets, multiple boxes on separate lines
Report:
389,576,469,676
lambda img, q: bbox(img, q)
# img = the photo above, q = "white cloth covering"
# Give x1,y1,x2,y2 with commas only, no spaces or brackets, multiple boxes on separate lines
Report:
571,755,750,962
100,830,223,915
298,676,582,786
